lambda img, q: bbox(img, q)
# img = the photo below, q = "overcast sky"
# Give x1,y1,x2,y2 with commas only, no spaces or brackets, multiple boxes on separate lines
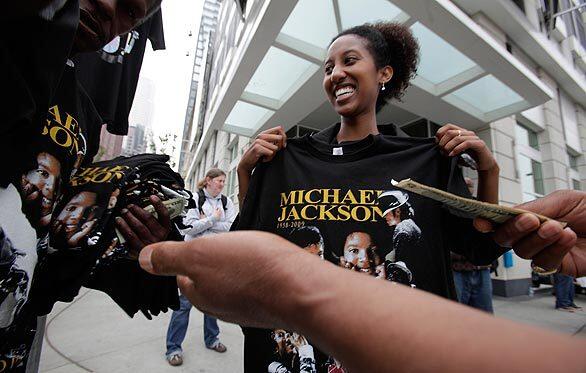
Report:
129,0,204,163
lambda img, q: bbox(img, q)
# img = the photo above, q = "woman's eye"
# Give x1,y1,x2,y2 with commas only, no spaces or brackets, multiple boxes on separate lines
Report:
345,57,356,64
324,65,333,74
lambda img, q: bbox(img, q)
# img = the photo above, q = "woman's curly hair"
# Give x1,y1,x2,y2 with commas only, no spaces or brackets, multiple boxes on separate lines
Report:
331,22,420,112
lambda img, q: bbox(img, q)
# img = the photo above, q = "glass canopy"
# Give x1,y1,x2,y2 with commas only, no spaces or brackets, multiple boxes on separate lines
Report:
221,0,550,134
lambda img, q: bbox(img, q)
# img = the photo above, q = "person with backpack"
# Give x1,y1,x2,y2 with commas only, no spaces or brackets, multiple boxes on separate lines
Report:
165,168,236,367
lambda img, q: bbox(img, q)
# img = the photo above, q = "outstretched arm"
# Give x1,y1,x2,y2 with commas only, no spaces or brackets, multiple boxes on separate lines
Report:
140,231,586,373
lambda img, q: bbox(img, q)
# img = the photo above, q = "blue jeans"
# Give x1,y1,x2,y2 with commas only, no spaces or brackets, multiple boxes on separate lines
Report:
453,269,494,313
554,273,575,308
165,294,220,357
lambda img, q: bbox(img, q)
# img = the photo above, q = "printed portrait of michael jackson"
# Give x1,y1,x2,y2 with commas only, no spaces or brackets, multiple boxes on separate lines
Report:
51,190,106,249
288,226,324,259
269,329,316,373
0,231,30,329
18,152,62,232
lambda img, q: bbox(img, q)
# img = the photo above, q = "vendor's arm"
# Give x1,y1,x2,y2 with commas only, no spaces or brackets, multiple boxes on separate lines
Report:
140,231,586,373
436,123,499,204
115,195,171,258
237,126,286,206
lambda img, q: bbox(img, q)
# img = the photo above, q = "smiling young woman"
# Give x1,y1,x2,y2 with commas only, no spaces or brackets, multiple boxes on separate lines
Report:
234,21,502,373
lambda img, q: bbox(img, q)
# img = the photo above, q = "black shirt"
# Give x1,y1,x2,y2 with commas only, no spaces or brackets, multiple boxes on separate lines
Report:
73,10,165,135
235,123,503,373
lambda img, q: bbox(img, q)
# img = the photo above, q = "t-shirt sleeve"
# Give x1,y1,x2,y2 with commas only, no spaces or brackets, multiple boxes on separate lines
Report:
231,163,266,231
147,9,166,50
444,159,506,265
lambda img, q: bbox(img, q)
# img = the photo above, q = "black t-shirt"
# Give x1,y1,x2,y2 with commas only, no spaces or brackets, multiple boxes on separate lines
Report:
0,0,80,187
1,61,102,372
235,123,504,373
73,9,165,135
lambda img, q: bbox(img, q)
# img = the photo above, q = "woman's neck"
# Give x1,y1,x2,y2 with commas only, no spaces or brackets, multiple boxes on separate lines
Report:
205,187,220,198
337,111,378,143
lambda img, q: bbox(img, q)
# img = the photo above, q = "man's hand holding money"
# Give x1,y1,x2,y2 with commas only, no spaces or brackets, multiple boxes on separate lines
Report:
474,190,585,278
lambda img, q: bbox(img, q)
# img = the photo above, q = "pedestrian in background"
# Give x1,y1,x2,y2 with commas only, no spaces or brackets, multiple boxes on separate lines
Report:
451,178,495,313
165,168,236,366
554,273,582,312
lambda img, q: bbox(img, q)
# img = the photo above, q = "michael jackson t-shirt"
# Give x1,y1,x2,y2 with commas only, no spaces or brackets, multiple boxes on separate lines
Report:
235,123,504,373
0,61,102,371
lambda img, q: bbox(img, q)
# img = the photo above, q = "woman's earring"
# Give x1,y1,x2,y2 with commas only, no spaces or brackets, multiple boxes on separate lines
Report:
381,82,386,91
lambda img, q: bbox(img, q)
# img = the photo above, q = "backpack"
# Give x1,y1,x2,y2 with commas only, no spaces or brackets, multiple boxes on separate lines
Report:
197,189,228,216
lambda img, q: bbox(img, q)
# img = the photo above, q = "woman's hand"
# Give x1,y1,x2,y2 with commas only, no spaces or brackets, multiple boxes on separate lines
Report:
436,124,497,172
237,126,287,175
116,195,172,259
237,126,287,206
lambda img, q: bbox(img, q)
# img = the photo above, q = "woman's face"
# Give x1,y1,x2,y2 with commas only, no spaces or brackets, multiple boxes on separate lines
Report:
206,175,226,197
323,34,387,118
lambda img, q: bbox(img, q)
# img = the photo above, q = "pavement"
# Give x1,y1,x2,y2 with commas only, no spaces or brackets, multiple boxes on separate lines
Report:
39,288,586,373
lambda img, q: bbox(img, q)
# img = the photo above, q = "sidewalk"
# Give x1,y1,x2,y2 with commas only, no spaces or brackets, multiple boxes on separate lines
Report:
40,289,586,373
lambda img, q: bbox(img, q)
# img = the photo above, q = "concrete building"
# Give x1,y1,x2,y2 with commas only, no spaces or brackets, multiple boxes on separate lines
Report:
178,0,223,174
122,123,148,156
179,0,586,296
96,125,124,161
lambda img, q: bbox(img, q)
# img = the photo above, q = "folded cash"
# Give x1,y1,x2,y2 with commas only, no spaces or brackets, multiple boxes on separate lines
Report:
391,178,566,226
116,197,188,244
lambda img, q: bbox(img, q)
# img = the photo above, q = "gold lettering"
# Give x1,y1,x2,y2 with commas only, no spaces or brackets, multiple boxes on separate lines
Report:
322,188,340,204
351,206,371,222
337,205,351,221
318,204,337,221
286,206,300,221
305,189,321,204
300,205,318,220
341,190,358,205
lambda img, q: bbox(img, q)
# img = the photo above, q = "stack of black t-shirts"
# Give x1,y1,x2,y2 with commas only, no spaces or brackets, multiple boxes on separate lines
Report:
30,154,192,319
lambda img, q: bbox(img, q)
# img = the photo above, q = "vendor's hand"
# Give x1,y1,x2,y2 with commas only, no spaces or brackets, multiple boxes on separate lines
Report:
474,190,585,277
436,124,497,172
238,126,287,174
139,231,310,329
116,195,172,258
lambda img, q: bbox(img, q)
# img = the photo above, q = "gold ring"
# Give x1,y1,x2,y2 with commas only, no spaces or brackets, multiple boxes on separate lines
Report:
531,262,558,276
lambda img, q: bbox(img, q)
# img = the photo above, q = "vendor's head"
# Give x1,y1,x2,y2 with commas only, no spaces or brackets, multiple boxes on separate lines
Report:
74,0,162,52
324,22,419,119
197,168,226,197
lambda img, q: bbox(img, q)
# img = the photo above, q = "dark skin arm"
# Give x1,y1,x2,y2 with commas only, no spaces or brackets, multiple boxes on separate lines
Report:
115,195,172,259
237,126,287,206
436,123,499,204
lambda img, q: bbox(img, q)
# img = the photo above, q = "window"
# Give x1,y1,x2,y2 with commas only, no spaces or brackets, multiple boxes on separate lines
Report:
573,179,582,190
230,143,238,163
401,119,441,138
568,152,579,170
518,154,545,201
515,123,539,150
511,0,525,12
226,169,237,199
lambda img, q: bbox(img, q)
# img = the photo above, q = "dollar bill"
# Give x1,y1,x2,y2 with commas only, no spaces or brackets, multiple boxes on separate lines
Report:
391,178,566,226
116,197,188,244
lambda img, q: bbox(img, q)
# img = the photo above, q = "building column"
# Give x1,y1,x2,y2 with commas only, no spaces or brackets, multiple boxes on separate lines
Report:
576,105,586,189
539,71,570,192
479,117,531,296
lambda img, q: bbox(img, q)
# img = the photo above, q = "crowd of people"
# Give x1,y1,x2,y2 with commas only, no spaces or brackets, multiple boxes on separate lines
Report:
1,1,584,372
